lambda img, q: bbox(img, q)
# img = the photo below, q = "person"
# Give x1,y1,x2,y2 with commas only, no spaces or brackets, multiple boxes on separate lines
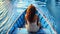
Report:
25,4,41,33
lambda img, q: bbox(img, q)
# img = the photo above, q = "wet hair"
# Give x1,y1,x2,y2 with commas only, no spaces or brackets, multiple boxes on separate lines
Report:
25,4,37,22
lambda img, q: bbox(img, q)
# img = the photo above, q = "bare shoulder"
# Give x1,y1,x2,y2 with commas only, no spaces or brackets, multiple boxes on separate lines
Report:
35,15,41,27
25,15,27,20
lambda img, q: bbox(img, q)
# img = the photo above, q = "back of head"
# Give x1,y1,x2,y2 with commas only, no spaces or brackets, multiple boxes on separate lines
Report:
25,4,37,23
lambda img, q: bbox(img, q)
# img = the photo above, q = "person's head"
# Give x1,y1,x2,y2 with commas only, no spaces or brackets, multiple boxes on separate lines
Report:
25,4,37,22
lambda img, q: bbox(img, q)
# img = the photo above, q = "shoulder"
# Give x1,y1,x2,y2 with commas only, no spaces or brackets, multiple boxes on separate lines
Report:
25,14,27,20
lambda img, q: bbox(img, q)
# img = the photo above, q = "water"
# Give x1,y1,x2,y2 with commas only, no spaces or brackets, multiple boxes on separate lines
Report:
0,0,57,34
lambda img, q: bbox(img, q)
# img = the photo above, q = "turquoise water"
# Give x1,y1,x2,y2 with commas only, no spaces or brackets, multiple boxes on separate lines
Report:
0,0,58,34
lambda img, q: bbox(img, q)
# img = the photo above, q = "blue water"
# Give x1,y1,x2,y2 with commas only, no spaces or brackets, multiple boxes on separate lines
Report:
46,0,60,34
0,0,59,34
